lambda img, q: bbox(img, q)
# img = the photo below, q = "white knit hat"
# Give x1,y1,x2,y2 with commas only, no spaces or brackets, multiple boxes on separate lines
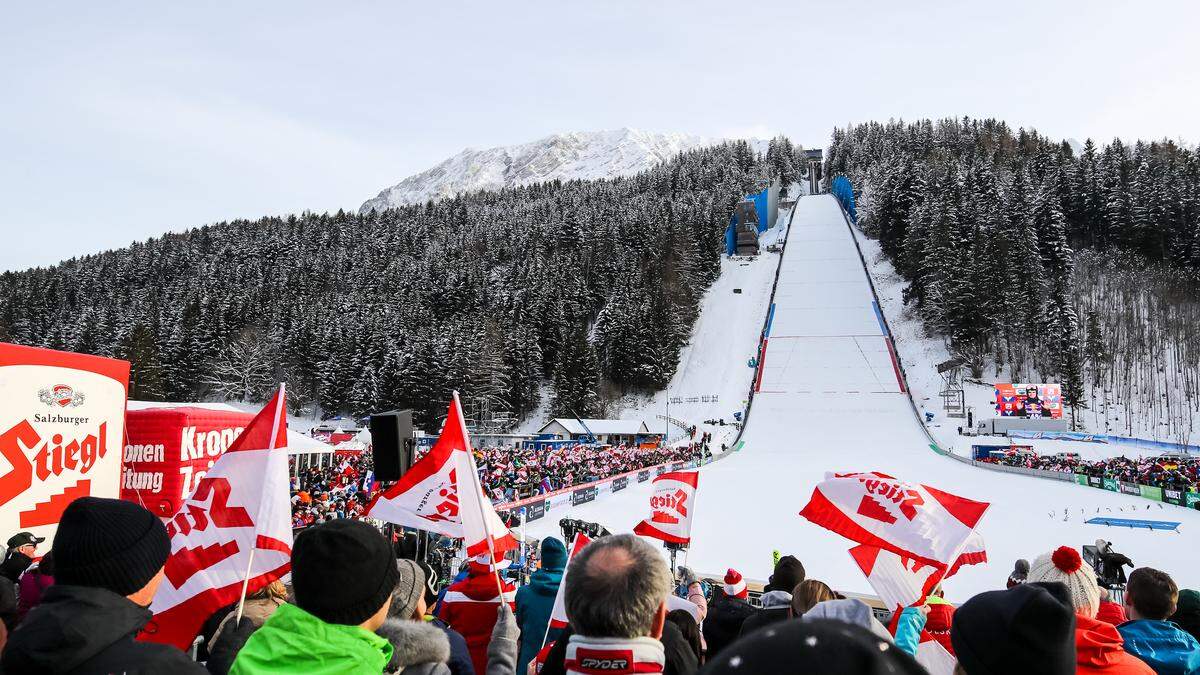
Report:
1028,546,1100,618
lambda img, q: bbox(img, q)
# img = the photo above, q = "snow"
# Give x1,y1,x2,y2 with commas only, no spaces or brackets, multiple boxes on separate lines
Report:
610,203,792,453
360,128,767,212
522,195,1200,600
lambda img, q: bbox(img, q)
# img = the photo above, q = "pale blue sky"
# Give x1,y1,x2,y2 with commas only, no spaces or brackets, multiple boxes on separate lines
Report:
2,1,1198,271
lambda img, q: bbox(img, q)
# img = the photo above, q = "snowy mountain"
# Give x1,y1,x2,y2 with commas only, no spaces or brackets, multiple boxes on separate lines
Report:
361,128,731,212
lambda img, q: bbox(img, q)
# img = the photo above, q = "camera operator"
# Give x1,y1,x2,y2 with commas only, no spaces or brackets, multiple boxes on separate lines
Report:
1094,539,1134,588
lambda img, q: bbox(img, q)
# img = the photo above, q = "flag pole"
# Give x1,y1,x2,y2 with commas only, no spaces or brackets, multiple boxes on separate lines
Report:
455,391,507,599
236,383,286,624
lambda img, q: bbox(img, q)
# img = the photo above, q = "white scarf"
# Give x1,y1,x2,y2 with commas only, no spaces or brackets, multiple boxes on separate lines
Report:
564,634,665,674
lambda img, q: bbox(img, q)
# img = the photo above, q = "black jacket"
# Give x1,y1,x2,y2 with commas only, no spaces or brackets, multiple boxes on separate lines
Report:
0,551,33,631
701,596,757,659
429,616,476,675
737,605,790,639
661,621,699,675
2,584,207,674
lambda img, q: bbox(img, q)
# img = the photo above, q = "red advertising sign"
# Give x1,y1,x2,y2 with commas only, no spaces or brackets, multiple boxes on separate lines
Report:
0,342,130,543
122,407,254,518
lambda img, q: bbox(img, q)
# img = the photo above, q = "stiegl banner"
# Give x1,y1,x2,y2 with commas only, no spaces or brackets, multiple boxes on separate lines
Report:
0,342,130,543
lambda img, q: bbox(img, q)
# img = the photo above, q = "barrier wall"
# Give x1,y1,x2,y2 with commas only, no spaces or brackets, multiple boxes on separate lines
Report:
1007,429,1200,455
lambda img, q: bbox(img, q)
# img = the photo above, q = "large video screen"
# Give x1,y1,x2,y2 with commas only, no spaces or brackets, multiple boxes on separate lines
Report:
994,383,1062,419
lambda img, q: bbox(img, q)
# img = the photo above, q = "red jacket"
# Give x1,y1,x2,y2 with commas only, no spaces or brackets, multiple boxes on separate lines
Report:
1075,613,1155,674
437,571,516,674
1096,601,1128,626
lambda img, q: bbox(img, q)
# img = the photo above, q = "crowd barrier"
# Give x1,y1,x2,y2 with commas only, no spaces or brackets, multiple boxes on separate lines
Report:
1007,429,1200,455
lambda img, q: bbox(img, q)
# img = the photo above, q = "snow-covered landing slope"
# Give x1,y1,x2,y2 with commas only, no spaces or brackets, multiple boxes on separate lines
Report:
526,195,1200,598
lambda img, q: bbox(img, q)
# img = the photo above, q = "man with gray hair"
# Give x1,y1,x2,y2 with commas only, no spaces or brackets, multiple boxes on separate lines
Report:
563,534,673,675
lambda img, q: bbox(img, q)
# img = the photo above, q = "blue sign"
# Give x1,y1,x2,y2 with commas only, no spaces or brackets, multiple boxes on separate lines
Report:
1085,517,1180,532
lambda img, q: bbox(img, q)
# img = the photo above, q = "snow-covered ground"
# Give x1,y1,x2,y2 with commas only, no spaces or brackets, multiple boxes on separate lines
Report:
524,195,1200,599
612,210,791,454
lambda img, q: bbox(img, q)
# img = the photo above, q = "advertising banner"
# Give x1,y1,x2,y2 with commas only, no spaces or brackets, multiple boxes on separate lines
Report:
526,499,546,522
1139,485,1163,502
1162,488,1186,506
0,343,130,544
994,383,1063,419
612,476,628,492
1075,474,1089,486
1119,482,1141,496
123,407,252,517
571,486,597,506
1186,492,1200,510
638,470,651,483
655,465,668,476
1087,476,1103,489
1102,478,1119,492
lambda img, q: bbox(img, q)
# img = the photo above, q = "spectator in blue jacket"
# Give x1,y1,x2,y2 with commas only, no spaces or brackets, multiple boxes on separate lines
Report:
1118,567,1200,675
515,537,568,674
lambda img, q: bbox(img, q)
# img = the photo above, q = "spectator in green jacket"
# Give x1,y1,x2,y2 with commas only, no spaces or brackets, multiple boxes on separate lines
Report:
231,520,400,674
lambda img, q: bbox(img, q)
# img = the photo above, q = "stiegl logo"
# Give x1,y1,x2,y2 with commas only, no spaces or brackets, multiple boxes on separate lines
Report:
38,384,86,408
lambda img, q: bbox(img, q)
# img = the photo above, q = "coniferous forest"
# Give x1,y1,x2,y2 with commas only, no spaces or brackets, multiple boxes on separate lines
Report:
828,118,1200,440
0,142,782,429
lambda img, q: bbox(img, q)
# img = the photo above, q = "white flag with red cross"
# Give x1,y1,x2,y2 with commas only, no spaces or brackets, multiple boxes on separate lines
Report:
144,385,293,650
368,393,516,556
800,471,988,606
547,532,592,633
633,471,698,545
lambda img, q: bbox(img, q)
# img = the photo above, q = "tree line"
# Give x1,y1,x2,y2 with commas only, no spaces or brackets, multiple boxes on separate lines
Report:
828,117,1200,437
0,141,780,430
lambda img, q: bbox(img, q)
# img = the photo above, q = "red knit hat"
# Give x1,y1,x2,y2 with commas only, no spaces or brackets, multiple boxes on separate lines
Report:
724,568,748,598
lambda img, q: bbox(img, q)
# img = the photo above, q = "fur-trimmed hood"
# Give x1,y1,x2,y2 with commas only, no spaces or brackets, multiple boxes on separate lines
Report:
376,618,452,675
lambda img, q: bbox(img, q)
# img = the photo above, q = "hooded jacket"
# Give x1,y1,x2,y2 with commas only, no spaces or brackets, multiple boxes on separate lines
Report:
1117,619,1200,675
0,584,206,675
230,602,394,674
737,591,792,639
438,570,517,675
515,540,567,674
376,617,453,675
1074,614,1155,674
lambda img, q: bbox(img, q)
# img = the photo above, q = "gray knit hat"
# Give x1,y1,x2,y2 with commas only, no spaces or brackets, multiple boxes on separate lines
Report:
388,558,426,619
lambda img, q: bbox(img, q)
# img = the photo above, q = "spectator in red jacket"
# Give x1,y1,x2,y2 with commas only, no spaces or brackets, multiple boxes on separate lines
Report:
437,553,516,675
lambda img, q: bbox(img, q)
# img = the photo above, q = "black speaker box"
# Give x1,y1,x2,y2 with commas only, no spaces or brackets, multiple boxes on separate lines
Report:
370,409,414,482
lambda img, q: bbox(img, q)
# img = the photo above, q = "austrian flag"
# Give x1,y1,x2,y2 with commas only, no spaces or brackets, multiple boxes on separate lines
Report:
633,471,698,545
144,385,293,651
800,471,988,604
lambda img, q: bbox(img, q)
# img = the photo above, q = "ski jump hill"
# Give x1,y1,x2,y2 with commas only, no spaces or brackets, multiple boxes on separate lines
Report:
525,194,1200,597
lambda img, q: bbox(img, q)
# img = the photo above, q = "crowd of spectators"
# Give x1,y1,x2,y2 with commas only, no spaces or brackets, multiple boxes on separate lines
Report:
451,442,702,504
980,450,1200,491
290,453,379,529
4,499,1199,674
286,439,704,531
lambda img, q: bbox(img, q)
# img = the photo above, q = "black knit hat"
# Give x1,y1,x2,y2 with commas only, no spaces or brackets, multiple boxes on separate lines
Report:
702,617,926,675
292,519,399,625
767,554,805,594
52,496,171,596
951,582,1076,675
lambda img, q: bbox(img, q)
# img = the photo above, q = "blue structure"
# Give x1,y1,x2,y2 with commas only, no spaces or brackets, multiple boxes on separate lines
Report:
831,175,857,223
1085,517,1181,532
725,185,775,255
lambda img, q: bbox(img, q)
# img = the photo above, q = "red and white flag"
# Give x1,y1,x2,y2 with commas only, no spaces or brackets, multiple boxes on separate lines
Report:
368,393,515,556
144,385,293,650
547,532,592,633
633,471,698,545
801,471,988,605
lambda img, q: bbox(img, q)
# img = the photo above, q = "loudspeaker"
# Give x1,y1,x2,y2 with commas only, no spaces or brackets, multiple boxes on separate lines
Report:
370,409,414,482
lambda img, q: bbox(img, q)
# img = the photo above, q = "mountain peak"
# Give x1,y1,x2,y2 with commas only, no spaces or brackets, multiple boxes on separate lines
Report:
360,129,716,212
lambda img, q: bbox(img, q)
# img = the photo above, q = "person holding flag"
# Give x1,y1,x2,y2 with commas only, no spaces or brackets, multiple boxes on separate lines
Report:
1,497,207,674
438,554,517,675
